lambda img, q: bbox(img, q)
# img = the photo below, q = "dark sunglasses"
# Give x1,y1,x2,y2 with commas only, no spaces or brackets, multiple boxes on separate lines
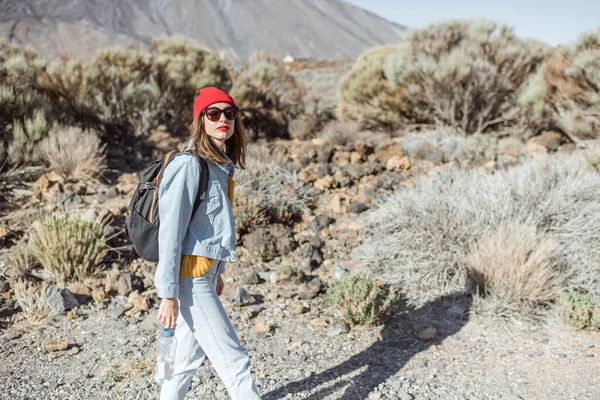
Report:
203,106,238,122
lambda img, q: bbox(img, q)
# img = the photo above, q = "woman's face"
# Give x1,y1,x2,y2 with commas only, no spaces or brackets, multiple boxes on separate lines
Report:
202,102,235,148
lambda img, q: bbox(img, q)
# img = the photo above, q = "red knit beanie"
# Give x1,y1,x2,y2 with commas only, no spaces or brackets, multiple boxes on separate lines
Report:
193,87,237,121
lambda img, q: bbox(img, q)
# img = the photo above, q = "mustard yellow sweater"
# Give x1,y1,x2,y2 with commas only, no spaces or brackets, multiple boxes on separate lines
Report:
179,176,235,277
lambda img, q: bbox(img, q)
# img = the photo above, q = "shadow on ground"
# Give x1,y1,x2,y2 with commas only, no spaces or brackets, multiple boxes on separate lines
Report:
264,293,473,399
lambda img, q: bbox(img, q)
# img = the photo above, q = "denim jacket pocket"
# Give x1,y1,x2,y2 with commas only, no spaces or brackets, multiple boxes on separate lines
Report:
201,196,222,216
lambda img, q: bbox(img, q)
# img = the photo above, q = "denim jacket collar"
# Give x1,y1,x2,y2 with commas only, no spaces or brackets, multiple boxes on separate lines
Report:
186,139,235,177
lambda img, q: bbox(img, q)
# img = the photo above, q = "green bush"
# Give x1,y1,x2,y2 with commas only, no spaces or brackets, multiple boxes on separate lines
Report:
31,212,111,283
338,20,546,135
0,39,53,169
521,28,600,141
336,45,402,129
327,273,397,326
561,292,600,331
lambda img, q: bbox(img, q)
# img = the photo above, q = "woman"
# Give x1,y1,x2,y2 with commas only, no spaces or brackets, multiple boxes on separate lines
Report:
154,87,262,400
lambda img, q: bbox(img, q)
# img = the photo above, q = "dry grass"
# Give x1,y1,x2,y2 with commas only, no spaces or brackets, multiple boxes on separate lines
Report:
2,236,38,280
467,223,564,321
11,279,64,326
39,126,106,182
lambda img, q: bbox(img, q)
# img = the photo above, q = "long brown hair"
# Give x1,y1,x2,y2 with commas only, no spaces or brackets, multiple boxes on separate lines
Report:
187,114,247,169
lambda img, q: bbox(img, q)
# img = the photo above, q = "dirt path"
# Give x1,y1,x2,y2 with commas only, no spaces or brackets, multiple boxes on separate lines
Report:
1,278,598,400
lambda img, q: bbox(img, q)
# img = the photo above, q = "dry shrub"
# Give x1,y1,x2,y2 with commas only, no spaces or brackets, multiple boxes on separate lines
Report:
12,279,64,326
231,51,306,140
338,20,547,135
39,126,106,181
31,211,111,283
521,28,600,141
288,114,317,140
40,36,231,141
2,236,38,281
357,153,600,320
234,194,270,236
102,356,155,384
235,144,312,235
318,120,363,147
467,223,564,321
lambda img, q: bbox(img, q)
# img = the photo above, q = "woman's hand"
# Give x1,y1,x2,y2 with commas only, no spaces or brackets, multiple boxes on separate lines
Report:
157,298,179,329
216,274,225,297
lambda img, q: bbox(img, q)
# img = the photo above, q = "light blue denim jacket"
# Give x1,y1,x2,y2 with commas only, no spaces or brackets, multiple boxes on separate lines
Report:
154,151,236,299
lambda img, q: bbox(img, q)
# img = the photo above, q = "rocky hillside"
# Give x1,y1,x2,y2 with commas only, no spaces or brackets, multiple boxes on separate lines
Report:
0,0,405,63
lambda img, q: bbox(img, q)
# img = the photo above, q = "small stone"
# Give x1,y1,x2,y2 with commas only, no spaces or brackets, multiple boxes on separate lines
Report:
128,291,149,311
109,305,127,319
416,327,437,341
3,331,21,340
298,283,320,300
348,200,368,214
310,247,323,268
67,308,79,320
432,388,448,396
43,340,69,352
314,175,336,191
268,271,278,285
290,302,308,315
483,160,497,169
69,346,80,356
60,288,80,310
580,340,596,349
273,347,289,358
91,286,107,305
386,155,411,171
330,266,349,280
253,321,271,335
309,215,332,233
118,273,133,296
234,287,255,306
327,320,350,337
310,318,329,328
267,291,280,301
368,393,382,400
329,193,346,214
430,363,443,372
242,272,261,285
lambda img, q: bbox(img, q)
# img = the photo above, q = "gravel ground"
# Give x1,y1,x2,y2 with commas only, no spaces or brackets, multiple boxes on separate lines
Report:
1,275,598,400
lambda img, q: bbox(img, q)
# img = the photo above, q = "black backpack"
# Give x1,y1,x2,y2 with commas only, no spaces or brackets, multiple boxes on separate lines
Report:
124,149,209,262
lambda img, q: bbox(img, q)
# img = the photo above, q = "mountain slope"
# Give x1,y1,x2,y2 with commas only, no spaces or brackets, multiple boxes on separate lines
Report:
0,0,405,62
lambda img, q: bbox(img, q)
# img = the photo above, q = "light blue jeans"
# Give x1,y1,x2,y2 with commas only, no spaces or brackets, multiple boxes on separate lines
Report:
159,260,261,400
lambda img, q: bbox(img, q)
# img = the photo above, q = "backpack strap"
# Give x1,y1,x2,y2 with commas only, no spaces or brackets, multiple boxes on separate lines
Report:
149,149,178,222
190,153,209,217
